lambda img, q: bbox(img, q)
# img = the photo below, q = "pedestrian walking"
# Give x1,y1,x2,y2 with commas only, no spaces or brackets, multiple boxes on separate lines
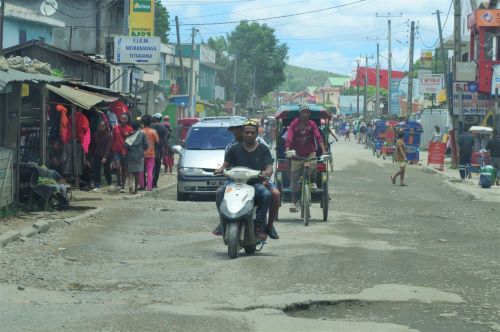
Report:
151,113,167,188
140,115,159,191
485,130,500,186
458,129,474,180
89,121,112,191
391,131,408,186
111,113,133,193
125,122,148,194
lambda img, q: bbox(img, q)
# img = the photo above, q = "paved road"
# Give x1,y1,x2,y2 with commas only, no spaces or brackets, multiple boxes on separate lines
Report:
1,140,499,331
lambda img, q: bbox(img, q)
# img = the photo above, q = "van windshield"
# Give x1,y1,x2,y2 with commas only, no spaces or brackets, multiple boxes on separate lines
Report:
185,127,234,150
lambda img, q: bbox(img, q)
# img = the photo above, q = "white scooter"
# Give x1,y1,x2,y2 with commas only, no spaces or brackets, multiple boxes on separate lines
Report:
218,167,265,259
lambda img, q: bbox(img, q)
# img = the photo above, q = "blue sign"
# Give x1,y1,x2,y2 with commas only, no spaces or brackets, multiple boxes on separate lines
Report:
467,82,478,93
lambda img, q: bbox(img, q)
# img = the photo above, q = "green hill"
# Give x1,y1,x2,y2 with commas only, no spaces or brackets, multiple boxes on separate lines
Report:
281,65,349,92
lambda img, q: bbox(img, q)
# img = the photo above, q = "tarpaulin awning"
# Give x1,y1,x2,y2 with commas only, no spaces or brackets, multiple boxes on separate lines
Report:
47,84,117,109
0,68,65,92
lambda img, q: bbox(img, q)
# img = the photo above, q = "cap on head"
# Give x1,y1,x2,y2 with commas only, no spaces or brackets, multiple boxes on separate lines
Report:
152,113,163,120
298,103,310,113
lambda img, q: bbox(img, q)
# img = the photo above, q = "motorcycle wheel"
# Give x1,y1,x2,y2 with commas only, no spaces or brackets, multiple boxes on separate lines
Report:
244,245,256,255
227,222,241,259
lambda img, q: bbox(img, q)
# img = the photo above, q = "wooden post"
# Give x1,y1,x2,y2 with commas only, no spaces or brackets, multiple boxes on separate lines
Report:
71,105,79,190
40,86,48,166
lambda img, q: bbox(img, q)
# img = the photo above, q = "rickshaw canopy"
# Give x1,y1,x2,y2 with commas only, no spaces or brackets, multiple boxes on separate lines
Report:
275,104,331,121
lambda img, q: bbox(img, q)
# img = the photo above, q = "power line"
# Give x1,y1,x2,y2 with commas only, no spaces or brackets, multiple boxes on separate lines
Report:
178,0,369,26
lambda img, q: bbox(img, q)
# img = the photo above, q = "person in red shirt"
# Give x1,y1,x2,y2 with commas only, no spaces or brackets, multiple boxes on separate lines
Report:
111,113,133,192
285,104,328,212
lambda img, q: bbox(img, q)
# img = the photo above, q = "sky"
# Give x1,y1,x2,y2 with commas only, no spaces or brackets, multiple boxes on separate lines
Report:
162,0,473,77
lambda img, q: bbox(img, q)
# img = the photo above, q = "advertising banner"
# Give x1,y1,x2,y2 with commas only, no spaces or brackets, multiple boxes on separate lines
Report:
491,64,500,95
129,0,155,37
339,95,363,115
420,50,433,69
114,36,161,64
472,9,500,27
419,74,443,94
390,78,401,115
452,82,492,116
427,142,446,171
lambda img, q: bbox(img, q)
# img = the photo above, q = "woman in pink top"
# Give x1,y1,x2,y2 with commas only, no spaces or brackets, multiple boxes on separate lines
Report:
285,104,327,212
140,114,159,191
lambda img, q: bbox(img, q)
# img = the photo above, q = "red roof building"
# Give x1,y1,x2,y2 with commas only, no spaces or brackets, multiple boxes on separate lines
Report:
350,68,405,89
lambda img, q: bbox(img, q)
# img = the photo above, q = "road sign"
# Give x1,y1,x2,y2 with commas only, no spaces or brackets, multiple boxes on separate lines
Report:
114,36,160,64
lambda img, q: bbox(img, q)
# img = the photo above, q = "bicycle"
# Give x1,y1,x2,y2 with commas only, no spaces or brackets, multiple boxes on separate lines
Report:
286,151,330,226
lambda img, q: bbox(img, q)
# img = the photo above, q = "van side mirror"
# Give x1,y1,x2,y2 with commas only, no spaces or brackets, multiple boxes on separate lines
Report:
172,145,183,155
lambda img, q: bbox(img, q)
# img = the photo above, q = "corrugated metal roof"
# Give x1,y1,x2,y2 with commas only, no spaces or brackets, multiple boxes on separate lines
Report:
0,68,64,92
47,84,117,110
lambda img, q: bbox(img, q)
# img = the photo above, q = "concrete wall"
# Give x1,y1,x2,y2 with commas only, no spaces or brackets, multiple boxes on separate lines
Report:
6,0,125,54
3,18,54,48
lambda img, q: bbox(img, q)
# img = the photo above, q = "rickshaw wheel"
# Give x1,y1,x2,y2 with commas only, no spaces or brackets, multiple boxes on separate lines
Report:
322,183,329,221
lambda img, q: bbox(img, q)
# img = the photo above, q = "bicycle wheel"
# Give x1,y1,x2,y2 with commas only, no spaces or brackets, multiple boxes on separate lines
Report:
303,183,310,226
322,183,329,221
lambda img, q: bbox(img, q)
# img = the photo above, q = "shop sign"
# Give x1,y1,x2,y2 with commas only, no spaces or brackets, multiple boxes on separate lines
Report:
456,62,477,82
114,36,160,64
390,78,401,115
452,82,492,115
419,74,443,94
473,9,500,27
420,50,433,69
129,0,155,36
427,142,446,171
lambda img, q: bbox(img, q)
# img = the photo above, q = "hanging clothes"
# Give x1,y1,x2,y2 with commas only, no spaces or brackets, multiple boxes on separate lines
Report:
56,104,71,144
68,112,91,154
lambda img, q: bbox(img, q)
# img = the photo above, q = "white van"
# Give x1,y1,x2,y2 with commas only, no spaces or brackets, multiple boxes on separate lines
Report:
172,117,245,201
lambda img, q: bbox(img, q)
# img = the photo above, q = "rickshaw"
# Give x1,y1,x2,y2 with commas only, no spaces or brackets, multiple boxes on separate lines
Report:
273,104,331,224
469,126,493,175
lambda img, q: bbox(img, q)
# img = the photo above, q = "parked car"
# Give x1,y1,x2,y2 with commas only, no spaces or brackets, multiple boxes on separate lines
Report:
172,116,246,201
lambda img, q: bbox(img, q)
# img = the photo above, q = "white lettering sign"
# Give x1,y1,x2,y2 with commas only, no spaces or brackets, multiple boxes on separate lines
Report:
453,82,492,116
419,74,443,94
114,36,160,64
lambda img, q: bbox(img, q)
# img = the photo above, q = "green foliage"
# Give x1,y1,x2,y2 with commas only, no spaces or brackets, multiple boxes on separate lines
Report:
281,65,346,92
343,86,387,98
51,68,65,78
226,21,288,106
155,0,170,43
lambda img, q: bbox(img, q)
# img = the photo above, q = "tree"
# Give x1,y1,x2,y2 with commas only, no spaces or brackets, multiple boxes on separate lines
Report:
227,21,288,107
155,0,170,43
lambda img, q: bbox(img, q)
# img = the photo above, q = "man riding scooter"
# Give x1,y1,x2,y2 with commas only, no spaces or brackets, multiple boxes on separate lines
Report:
213,118,280,239
214,120,274,241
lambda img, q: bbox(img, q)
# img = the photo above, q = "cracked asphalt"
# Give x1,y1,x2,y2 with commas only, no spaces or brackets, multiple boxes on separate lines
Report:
0,140,499,331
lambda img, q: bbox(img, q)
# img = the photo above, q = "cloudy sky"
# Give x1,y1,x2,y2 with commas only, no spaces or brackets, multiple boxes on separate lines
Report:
162,0,472,77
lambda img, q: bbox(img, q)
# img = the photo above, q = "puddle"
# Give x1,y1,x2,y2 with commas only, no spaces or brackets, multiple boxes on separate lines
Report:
283,300,490,332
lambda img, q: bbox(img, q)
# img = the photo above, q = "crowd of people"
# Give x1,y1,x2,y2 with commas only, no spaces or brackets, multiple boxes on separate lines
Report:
56,111,175,194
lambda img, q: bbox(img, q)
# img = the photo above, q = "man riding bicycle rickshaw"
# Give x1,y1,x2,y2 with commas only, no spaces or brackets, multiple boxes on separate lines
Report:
274,103,332,224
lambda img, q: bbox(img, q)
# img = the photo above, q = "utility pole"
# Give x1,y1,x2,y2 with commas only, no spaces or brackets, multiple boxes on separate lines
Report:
360,54,373,120
376,12,403,117
436,10,457,167
356,59,361,116
376,42,380,118
189,27,197,117
0,0,4,55
453,0,462,134
175,16,186,95
232,53,237,116
407,21,415,120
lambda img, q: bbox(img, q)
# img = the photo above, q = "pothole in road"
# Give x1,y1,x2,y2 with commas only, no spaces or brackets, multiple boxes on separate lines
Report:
283,300,491,332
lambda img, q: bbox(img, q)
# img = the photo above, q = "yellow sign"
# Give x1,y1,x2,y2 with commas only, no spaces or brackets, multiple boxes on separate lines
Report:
437,88,446,103
21,84,29,97
129,0,155,37
195,103,205,113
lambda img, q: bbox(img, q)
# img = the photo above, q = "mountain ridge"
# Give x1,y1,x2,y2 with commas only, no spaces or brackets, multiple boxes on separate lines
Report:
281,64,350,93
